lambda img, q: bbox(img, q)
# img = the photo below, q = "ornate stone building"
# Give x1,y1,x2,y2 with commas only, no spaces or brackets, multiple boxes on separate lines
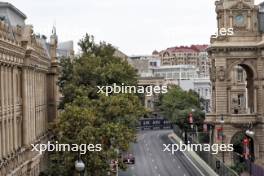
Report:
138,77,165,114
0,2,59,175
206,0,264,167
158,45,210,77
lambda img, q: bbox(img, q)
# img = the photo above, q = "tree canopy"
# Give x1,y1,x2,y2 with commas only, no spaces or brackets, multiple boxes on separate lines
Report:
158,85,205,128
44,34,145,176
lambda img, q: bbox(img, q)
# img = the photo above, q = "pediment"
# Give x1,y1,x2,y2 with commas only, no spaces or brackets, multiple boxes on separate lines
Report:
230,1,252,10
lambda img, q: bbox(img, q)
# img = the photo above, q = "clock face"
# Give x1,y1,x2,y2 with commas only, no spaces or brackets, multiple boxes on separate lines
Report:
235,15,245,25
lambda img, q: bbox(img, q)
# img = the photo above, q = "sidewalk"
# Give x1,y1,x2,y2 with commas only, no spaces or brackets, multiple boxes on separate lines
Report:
168,132,219,176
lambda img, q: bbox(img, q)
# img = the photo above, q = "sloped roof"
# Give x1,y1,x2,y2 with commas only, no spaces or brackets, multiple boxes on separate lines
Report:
0,2,27,19
164,44,208,53
191,45,208,52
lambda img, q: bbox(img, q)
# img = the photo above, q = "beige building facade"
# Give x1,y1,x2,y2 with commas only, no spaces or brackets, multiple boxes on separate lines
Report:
206,0,264,167
0,2,59,176
138,77,165,113
158,45,210,77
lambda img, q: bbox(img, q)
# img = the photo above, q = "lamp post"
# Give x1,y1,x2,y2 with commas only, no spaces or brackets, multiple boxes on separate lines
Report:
110,138,119,176
190,109,196,137
246,130,254,138
187,110,193,144
245,123,255,176
114,148,119,176
75,157,85,176
219,114,225,163
185,109,196,144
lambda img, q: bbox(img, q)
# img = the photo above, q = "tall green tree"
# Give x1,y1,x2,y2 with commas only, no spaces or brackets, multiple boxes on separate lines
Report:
159,86,205,128
58,34,138,109
45,34,145,175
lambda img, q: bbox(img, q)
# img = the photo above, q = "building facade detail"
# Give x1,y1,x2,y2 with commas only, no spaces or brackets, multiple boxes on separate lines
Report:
0,3,59,176
129,55,211,114
206,0,264,167
158,45,210,77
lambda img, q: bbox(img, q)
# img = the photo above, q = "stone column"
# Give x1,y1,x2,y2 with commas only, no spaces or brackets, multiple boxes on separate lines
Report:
0,121,1,159
3,66,6,156
257,85,263,115
256,56,263,115
48,31,59,122
33,69,35,141
0,64,3,159
47,64,59,122
22,68,29,146
9,66,14,154
13,67,18,150
227,86,231,114
5,66,10,156
254,88,257,113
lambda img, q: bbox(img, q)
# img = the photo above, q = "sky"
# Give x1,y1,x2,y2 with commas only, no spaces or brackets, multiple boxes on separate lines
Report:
7,0,264,55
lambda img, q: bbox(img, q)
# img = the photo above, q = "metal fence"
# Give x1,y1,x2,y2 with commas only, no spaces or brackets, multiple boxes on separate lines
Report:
172,125,238,176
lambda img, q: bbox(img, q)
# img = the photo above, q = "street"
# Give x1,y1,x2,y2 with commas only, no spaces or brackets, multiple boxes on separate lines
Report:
119,130,205,176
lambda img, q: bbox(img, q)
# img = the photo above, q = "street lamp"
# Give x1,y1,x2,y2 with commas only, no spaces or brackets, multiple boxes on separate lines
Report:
191,109,199,140
114,148,119,176
110,138,119,176
219,114,225,163
245,129,255,139
245,122,255,176
187,109,194,144
189,109,194,129
75,157,85,176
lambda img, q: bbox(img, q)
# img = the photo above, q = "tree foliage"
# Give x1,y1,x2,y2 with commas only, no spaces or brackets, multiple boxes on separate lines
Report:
45,34,145,175
58,34,138,108
159,86,205,128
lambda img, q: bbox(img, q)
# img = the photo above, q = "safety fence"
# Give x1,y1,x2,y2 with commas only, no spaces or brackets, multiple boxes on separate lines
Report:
173,125,238,176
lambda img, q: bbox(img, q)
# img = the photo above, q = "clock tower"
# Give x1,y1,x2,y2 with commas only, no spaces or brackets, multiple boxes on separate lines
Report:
206,0,264,168
215,0,258,35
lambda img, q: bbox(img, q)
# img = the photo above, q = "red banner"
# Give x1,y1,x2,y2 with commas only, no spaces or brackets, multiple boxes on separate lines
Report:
243,138,250,160
217,127,224,141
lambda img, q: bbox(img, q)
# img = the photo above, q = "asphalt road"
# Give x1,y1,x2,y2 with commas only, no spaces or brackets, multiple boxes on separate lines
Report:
119,130,204,176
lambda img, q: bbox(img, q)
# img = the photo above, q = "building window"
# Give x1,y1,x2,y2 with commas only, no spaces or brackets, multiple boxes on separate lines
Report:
205,88,208,97
150,62,157,67
237,68,244,82
238,94,244,106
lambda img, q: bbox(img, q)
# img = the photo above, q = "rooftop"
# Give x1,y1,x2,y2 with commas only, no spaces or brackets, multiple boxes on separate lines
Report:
0,2,27,19
165,45,208,53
